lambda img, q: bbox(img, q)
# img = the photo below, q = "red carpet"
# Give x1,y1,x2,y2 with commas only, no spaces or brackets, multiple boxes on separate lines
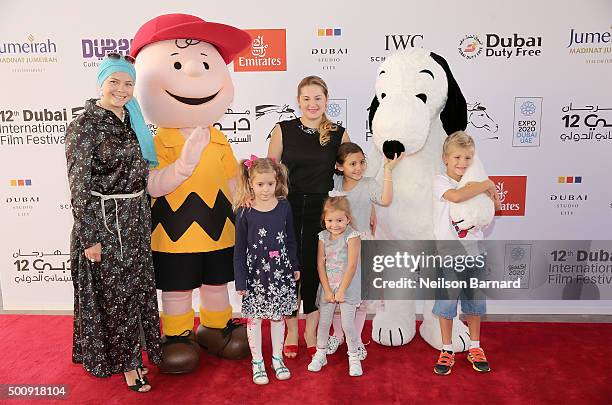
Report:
0,315,610,404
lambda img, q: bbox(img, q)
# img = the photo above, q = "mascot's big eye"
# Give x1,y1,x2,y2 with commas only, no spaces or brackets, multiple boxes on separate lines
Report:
203,61,210,70
174,61,182,70
380,93,387,99
416,93,427,104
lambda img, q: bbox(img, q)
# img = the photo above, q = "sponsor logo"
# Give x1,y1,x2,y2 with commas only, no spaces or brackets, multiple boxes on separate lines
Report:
371,34,424,62
558,176,582,184
459,33,542,59
318,28,342,37
0,106,74,147
5,178,40,217
560,101,612,143
513,97,543,147
0,34,58,72
467,101,499,140
81,38,132,68
567,27,612,64
234,29,287,72
255,104,297,140
10,179,32,187
490,176,527,216
550,176,588,216
458,34,483,59
311,27,347,70
327,99,347,127
504,244,531,288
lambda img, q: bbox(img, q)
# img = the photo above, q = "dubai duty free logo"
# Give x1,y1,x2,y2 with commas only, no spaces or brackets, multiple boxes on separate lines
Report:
458,34,483,59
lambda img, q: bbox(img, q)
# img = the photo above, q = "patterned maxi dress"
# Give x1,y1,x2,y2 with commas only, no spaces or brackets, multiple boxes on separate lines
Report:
233,199,299,320
65,99,161,377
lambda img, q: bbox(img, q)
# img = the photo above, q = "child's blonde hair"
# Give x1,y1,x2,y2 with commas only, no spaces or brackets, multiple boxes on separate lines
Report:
443,130,475,155
320,196,354,228
233,157,289,211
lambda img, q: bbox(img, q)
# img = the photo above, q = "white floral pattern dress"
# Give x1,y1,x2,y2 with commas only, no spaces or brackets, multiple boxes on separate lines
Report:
233,199,299,320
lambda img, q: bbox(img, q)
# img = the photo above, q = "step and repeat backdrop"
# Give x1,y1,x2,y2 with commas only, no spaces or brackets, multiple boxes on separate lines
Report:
1,0,611,313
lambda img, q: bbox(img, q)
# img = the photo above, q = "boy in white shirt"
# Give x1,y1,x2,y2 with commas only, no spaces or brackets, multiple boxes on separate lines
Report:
432,131,501,375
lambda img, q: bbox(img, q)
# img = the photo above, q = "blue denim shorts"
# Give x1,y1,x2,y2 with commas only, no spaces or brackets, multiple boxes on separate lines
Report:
431,262,487,319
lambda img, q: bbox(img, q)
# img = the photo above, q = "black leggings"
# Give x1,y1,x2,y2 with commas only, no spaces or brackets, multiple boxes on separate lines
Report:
288,193,326,314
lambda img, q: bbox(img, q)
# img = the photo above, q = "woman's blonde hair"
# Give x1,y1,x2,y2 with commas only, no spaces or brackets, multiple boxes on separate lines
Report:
320,196,354,228
233,157,289,211
297,75,338,146
443,130,475,155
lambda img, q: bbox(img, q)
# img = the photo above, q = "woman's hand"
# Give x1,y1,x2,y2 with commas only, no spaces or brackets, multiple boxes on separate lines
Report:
84,243,102,263
294,271,300,281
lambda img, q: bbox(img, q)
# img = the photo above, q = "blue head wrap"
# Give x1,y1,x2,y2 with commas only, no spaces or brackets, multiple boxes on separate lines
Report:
97,56,158,167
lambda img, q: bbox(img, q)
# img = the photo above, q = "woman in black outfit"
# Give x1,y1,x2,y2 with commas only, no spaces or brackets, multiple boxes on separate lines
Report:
268,76,350,357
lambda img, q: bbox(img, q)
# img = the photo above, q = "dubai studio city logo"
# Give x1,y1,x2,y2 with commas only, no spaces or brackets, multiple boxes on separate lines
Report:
459,33,542,59
551,176,587,216
513,97,543,147
312,27,347,70
6,178,40,217
490,176,527,216
567,27,612,63
81,38,132,68
234,29,287,72
0,34,58,72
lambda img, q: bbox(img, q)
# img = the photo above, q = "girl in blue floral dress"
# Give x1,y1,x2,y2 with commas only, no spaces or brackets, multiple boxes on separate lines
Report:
233,156,300,385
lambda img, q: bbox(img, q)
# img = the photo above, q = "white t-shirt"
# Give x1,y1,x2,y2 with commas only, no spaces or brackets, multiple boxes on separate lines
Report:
432,173,484,241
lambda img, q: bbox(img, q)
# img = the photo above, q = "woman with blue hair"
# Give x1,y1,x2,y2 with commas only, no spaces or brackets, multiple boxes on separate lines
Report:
65,53,161,393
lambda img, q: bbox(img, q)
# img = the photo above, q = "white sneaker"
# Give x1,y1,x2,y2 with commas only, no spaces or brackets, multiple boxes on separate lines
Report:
307,348,328,372
356,342,368,360
348,352,363,377
326,335,345,355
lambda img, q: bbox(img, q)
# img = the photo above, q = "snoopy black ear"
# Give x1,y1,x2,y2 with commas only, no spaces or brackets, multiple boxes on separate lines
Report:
368,95,379,131
430,52,467,135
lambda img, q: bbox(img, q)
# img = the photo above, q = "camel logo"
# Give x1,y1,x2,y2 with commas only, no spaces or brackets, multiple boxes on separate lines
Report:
256,104,297,140
234,29,287,72
490,176,527,216
467,101,499,139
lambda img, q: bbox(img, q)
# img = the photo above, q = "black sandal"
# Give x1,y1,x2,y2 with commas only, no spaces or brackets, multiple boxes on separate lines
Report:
124,368,151,393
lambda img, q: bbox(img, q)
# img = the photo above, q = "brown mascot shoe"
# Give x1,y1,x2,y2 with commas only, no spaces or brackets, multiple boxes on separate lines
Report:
196,319,250,359
158,330,202,374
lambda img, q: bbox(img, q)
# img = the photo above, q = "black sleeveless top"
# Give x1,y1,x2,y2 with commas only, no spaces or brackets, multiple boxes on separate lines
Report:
280,118,344,194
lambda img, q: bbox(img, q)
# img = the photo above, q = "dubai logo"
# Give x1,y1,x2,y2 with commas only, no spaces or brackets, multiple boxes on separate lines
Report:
234,29,287,72
458,34,483,59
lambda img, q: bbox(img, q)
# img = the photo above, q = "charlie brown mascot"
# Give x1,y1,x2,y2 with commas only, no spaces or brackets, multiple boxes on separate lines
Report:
130,13,251,374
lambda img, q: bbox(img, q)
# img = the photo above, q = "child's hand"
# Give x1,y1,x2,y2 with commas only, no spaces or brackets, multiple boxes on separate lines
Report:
483,179,497,199
294,271,300,281
383,152,405,171
237,290,247,296
492,190,502,210
334,289,346,303
324,290,335,303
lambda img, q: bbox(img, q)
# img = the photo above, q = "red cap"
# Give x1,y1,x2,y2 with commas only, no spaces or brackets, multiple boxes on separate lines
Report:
130,13,251,64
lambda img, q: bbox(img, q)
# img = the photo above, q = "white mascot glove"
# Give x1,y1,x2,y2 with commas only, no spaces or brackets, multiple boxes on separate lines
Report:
419,300,471,352
147,126,210,197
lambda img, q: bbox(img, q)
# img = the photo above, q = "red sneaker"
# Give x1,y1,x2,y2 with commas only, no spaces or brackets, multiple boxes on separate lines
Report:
467,347,491,372
434,350,455,375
